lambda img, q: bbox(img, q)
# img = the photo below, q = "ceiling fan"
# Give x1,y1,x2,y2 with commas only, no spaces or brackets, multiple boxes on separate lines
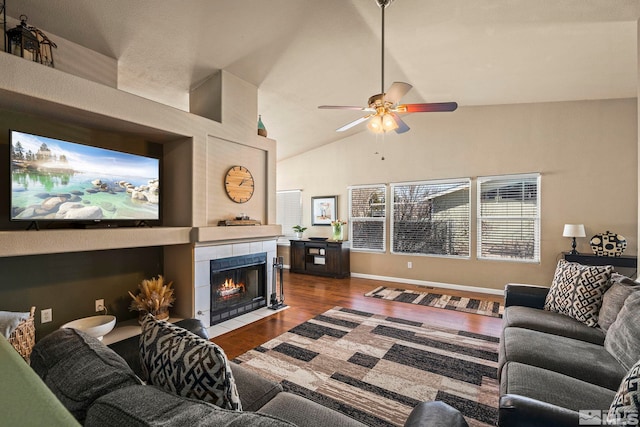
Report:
318,0,457,134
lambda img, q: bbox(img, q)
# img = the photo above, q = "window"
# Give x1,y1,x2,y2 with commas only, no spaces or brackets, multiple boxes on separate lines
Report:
391,179,470,257
349,185,386,252
276,190,302,238
477,173,540,262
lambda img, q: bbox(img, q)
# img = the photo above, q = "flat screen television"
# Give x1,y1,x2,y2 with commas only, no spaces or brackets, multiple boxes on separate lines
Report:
10,130,160,225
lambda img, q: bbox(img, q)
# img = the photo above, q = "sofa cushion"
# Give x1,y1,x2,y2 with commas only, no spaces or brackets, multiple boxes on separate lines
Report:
600,284,639,333
607,358,640,426
30,328,141,424
140,314,242,411
230,361,283,411
502,306,605,345
604,291,640,371
499,327,626,390
258,392,368,427
544,260,613,327
500,361,615,412
86,385,295,427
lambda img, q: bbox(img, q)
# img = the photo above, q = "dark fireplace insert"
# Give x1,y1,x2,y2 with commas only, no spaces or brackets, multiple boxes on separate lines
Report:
210,252,267,325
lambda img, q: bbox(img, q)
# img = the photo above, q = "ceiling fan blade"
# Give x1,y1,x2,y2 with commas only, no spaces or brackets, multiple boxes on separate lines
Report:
336,115,372,132
396,102,458,113
319,105,367,110
390,113,410,134
384,82,413,104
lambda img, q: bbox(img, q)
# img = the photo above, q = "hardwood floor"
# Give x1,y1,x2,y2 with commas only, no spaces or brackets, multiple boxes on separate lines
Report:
213,271,504,359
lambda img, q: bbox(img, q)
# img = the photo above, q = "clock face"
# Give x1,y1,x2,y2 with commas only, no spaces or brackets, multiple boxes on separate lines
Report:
224,165,254,203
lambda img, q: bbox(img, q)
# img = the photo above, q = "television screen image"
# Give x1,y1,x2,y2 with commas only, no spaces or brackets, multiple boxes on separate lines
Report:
10,130,160,222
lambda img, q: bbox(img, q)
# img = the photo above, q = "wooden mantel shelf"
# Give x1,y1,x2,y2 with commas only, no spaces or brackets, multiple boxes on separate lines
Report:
0,227,192,258
193,225,282,244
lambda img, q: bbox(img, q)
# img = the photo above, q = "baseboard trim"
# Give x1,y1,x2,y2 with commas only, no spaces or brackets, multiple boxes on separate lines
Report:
350,272,504,296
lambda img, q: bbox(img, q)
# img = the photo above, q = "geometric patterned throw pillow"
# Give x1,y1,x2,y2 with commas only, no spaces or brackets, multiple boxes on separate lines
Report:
139,314,242,411
544,259,614,327
607,358,640,426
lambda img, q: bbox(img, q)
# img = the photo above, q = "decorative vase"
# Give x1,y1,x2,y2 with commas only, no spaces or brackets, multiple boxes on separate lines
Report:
589,231,627,257
332,223,343,241
257,115,267,137
294,231,303,239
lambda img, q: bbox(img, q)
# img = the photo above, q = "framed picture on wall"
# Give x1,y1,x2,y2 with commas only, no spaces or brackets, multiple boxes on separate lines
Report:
311,196,337,226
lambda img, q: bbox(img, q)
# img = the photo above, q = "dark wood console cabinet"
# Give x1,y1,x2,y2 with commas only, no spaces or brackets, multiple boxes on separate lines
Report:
290,240,350,278
563,252,637,269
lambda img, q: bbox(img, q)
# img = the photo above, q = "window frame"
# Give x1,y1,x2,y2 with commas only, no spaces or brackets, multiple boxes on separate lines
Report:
348,184,387,253
476,173,541,263
390,177,471,259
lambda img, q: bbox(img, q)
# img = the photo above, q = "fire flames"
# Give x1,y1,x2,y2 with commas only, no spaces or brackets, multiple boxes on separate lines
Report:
217,278,246,298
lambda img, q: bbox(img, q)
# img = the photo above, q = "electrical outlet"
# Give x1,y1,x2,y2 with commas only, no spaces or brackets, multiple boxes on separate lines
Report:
407,261,412,269
41,308,52,323
95,299,105,312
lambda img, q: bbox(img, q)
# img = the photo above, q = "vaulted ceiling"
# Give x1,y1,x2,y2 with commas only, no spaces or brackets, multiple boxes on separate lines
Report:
6,1,640,160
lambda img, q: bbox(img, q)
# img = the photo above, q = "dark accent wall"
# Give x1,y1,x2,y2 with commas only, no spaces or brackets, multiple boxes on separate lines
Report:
0,247,163,339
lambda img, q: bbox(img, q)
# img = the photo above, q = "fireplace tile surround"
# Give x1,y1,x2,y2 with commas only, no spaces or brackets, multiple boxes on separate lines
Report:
194,238,279,335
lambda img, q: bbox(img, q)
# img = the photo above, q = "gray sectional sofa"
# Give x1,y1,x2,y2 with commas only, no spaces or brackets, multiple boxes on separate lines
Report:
498,273,640,427
28,318,470,427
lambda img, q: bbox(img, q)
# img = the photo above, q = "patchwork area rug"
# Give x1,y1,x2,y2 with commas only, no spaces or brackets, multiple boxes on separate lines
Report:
233,307,499,427
365,286,504,318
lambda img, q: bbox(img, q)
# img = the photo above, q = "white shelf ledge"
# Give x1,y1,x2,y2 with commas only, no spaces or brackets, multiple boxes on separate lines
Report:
0,227,192,258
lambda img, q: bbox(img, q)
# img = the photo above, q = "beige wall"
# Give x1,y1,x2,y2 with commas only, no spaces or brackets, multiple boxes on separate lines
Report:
277,99,638,291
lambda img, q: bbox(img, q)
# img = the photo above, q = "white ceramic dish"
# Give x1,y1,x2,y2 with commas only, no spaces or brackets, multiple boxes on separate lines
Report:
61,315,116,340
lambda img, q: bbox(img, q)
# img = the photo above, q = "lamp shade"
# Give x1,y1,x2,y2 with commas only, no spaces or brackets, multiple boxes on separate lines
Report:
563,224,586,238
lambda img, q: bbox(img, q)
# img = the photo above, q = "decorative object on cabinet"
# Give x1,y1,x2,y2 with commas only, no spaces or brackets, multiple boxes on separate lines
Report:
590,231,627,257
331,219,346,241
128,275,175,322
6,15,56,67
311,196,337,226
257,115,267,137
218,219,260,226
289,239,350,278
292,225,307,239
562,224,586,255
224,165,255,203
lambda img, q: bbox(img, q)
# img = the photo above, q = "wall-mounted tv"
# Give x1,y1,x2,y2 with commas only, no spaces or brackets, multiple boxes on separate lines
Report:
10,130,160,224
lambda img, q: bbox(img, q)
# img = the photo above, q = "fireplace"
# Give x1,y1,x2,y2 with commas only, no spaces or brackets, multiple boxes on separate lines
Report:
210,253,267,325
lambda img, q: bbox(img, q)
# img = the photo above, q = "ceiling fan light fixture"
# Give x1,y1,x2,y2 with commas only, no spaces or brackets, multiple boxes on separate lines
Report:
381,113,398,131
367,115,384,133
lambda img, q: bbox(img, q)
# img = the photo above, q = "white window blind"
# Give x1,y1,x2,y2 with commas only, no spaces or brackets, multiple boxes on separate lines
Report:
349,185,386,252
276,190,302,237
477,173,541,262
391,179,470,257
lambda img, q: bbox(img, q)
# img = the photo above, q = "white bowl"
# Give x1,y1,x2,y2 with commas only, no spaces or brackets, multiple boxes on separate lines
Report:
61,315,116,340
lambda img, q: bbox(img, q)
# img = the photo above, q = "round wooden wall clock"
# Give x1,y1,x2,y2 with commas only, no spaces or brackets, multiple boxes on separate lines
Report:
224,165,254,203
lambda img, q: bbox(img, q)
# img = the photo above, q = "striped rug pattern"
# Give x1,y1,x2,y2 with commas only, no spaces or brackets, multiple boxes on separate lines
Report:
365,286,504,318
233,307,499,427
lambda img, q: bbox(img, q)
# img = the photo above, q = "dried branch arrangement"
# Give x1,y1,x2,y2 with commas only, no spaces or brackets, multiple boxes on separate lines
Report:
128,275,175,319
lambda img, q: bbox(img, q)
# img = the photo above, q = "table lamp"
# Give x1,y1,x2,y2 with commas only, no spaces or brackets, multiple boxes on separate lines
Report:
563,224,586,255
